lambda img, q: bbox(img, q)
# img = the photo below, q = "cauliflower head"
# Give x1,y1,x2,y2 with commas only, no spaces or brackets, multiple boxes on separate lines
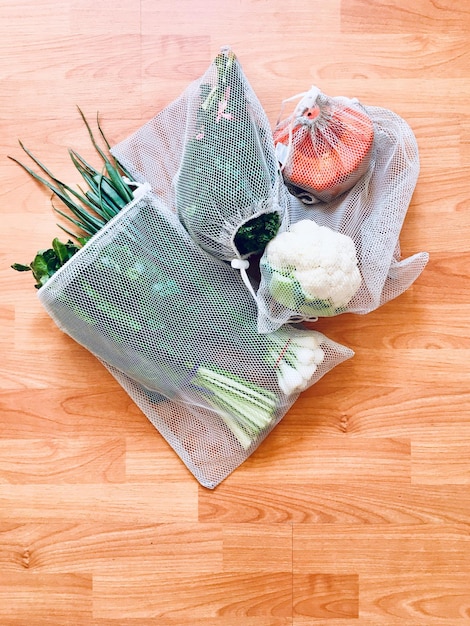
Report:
262,219,362,316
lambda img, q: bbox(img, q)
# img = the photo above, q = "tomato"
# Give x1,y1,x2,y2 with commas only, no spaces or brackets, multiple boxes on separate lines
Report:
274,97,374,201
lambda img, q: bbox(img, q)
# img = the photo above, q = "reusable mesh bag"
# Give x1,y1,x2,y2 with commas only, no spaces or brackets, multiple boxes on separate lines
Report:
111,47,290,294
112,48,288,269
256,92,429,333
274,86,375,203
37,189,353,488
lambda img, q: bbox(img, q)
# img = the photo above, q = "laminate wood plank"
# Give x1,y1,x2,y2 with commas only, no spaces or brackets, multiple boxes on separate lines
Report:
199,483,470,525
68,0,142,35
89,620,292,626
293,573,359,619
287,384,470,440
341,0,470,33
293,610,470,626
0,388,155,438
93,571,293,620
0,483,198,524
293,525,470,573
140,0,342,37
326,347,470,386
0,1,71,37
0,438,125,484
213,435,411,487
412,439,470,484
222,524,292,572
411,123,467,170
302,344,469,388
0,572,92,623
0,78,142,121
0,348,109,390
0,35,142,82
142,35,470,82
399,213,468,255
0,306,14,352
343,574,470,624
404,252,470,305
0,613,292,626
140,35,212,80
0,378,119,415
125,435,202,482
293,528,470,620
0,522,222,574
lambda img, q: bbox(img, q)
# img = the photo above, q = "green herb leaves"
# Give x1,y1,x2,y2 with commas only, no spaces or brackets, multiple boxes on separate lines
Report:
234,212,281,257
12,238,81,289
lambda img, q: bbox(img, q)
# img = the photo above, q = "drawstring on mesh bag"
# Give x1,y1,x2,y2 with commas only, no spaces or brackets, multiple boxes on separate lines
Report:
230,257,257,300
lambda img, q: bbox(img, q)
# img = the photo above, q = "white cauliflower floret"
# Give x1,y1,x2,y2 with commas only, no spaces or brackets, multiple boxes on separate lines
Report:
262,219,362,315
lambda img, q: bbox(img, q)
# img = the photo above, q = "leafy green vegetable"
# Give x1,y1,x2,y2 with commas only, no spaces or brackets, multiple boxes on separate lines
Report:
234,212,281,256
11,238,81,289
175,49,281,259
10,263,31,272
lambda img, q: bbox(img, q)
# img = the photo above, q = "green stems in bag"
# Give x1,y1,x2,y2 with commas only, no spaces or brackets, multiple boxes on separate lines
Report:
175,48,282,259
191,365,278,449
9,108,136,288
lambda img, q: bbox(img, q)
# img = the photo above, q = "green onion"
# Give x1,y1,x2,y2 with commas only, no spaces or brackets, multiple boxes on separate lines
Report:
9,109,137,288
192,365,278,449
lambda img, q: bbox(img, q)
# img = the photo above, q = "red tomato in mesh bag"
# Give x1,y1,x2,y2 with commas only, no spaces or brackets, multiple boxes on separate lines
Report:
274,94,374,203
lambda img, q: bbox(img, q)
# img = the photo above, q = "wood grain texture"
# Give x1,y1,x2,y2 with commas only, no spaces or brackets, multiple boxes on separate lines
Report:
1,0,469,623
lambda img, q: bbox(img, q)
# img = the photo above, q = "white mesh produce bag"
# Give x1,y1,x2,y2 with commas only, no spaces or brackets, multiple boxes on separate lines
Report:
256,92,429,333
274,86,375,203
37,189,353,488
111,48,290,295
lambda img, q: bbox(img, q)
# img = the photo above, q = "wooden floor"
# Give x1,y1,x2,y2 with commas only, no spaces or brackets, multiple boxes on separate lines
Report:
1,0,469,623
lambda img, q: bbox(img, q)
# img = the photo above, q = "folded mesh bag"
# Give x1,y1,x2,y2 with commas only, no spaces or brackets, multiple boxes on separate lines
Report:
37,188,353,488
255,88,429,333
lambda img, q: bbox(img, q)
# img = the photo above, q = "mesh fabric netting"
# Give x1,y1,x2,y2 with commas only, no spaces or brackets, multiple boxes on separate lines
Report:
256,98,429,333
37,190,353,488
111,48,289,268
274,86,374,203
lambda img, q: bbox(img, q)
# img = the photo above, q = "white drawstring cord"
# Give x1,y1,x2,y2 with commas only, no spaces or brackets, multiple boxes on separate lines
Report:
276,86,321,125
231,258,258,301
276,86,322,173
123,177,152,201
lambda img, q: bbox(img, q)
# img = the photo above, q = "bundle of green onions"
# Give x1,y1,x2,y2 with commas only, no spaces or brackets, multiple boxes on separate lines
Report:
193,330,326,449
10,107,136,287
